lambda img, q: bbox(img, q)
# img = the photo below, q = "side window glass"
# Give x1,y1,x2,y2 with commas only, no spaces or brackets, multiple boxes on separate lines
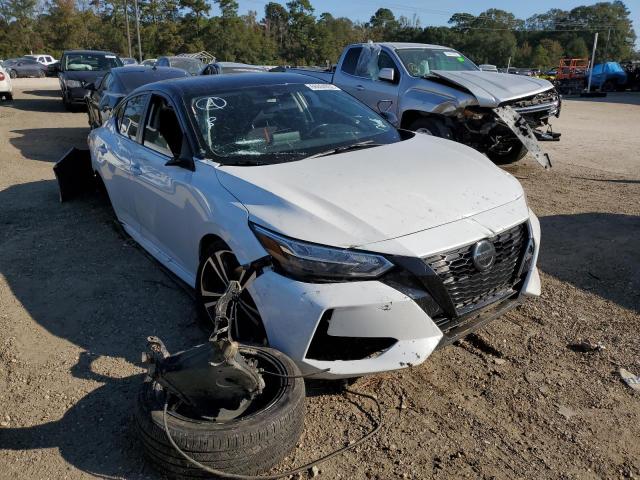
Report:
340,47,362,76
375,51,399,82
143,96,183,157
118,95,147,141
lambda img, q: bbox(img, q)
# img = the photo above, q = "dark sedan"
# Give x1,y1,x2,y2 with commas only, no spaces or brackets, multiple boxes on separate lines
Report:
85,66,189,129
58,50,123,110
5,57,48,78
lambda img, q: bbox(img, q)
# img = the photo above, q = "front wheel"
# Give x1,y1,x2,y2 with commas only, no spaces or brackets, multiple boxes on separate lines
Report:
196,241,268,345
486,139,528,164
408,117,454,140
37,70,45,78
135,346,306,478
9,70,17,79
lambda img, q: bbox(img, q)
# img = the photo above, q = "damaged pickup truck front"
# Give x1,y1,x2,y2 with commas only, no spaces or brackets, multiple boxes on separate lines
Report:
294,42,561,167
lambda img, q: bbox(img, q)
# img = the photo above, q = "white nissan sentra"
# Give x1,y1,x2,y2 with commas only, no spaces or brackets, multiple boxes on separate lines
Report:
88,73,541,378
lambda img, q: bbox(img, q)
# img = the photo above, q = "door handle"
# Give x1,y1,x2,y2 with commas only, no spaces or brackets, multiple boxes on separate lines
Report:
97,144,108,155
356,85,365,91
131,163,142,176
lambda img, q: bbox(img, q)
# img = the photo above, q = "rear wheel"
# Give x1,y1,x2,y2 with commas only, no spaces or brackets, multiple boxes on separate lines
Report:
196,241,268,345
37,69,45,78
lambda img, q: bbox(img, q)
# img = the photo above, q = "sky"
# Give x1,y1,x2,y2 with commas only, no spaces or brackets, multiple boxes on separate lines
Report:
227,0,640,47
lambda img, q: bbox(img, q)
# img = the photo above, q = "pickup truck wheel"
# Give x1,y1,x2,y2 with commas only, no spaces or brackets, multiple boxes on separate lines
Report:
487,140,528,164
196,241,268,345
135,346,305,478
409,117,453,140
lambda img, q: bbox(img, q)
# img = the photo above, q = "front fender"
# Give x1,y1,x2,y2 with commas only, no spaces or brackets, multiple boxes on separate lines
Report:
400,85,477,118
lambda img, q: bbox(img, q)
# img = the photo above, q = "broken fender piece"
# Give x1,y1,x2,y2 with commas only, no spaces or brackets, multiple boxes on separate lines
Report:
53,148,95,202
620,368,640,392
493,106,552,169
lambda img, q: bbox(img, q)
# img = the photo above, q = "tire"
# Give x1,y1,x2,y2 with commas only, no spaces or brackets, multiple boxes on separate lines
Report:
602,80,615,92
196,241,268,345
408,116,454,140
37,70,45,78
135,346,306,478
486,139,528,164
9,70,17,79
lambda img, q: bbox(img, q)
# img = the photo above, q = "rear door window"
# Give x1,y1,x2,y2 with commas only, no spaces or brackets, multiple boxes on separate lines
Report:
118,94,148,141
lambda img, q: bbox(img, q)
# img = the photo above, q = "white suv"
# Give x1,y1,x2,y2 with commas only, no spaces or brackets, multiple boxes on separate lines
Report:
0,65,12,100
24,54,57,67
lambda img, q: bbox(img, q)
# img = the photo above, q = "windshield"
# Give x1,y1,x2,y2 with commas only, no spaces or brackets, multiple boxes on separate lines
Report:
170,58,203,75
63,53,122,71
396,48,479,76
190,83,400,165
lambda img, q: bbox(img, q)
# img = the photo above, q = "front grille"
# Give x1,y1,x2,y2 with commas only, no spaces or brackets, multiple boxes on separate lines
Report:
424,223,527,315
510,89,559,110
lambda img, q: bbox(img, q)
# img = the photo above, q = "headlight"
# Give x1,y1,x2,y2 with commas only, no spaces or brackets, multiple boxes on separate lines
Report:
251,224,393,281
66,80,83,88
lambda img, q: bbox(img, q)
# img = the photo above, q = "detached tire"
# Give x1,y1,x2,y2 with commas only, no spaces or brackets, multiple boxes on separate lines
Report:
135,346,305,478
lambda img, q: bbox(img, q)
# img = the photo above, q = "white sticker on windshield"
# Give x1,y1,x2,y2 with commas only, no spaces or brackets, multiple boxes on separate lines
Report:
195,96,228,110
305,83,340,91
443,51,461,57
105,55,116,58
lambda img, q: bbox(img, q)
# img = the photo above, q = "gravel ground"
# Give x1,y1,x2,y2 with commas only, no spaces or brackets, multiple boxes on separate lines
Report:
0,78,638,480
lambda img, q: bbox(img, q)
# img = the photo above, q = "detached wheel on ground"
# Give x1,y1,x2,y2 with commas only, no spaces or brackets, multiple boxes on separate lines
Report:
408,116,454,140
196,241,268,345
486,139,528,164
135,346,306,479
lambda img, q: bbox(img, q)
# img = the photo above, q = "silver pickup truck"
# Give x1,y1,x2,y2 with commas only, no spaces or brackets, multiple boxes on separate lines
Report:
290,42,561,167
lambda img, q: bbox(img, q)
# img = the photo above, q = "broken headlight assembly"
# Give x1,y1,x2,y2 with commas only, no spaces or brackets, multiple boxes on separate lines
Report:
251,223,393,282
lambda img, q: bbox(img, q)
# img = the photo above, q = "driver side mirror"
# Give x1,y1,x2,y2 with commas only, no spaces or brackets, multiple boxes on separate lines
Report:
378,68,395,83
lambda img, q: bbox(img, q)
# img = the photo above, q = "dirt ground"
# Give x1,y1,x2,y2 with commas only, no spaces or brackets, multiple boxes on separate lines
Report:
0,78,639,480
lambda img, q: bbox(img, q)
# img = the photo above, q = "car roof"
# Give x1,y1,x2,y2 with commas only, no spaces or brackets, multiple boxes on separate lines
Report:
110,66,186,76
134,72,319,98
356,42,449,50
62,49,118,56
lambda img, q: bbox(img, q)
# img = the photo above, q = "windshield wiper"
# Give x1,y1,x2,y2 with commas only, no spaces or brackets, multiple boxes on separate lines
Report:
303,141,384,160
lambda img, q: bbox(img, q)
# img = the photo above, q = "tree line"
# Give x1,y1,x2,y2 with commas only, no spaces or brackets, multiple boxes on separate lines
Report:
0,0,637,69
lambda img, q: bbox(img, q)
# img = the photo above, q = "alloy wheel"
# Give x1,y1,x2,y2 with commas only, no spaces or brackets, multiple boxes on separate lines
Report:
198,248,265,343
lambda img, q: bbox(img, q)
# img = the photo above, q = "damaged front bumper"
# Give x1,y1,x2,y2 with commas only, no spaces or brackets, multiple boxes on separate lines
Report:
248,209,542,379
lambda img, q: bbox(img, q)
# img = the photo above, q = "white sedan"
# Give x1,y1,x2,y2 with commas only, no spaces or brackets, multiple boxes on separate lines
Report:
0,65,12,100
87,73,541,378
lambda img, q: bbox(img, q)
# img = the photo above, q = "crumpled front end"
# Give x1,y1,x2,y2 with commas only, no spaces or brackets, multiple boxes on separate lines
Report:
247,199,541,379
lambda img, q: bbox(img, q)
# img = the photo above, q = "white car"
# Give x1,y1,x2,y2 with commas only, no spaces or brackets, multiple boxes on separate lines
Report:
24,54,57,66
86,73,541,378
0,65,13,100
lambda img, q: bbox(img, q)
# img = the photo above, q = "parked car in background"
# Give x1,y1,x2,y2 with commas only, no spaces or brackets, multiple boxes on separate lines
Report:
0,65,13,100
200,61,268,75
588,62,628,91
57,49,123,110
86,72,541,378
85,65,189,128
479,64,498,72
141,58,157,67
291,42,559,166
122,57,138,65
24,54,57,67
4,57,48,78
156,56,203,75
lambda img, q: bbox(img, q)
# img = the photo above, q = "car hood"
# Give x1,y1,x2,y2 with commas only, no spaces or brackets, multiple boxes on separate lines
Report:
62,70,105,84
431,70,554,107
216,135,524,248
